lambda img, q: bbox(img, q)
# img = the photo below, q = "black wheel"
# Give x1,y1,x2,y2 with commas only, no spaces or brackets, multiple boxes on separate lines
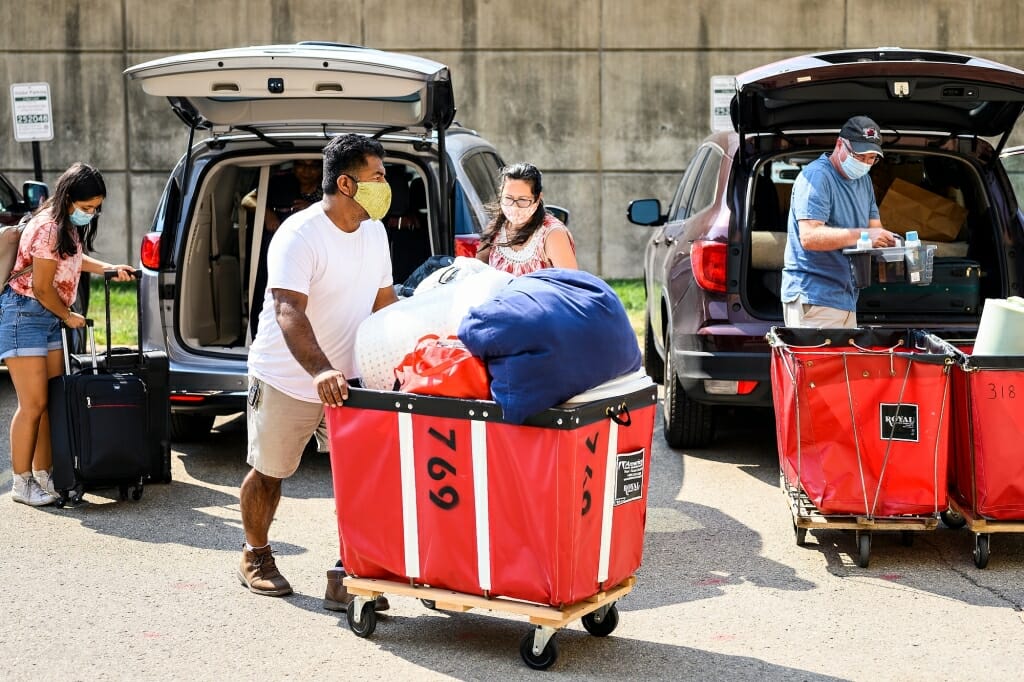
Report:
794,522,808,546
662,334,714,449
856,531,871,568
346,600,377,638
519,630,558,671
581,604,619,637
420,599,437,610
169,413,215,442
901,530,914,547
130,485,144,502
55,495,67,509
118,486,129,501
643,312,664,384
941,508,967,529
974,534,991,569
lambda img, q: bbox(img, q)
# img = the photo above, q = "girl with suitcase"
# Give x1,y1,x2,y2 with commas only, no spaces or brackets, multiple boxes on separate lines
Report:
0,162,134,507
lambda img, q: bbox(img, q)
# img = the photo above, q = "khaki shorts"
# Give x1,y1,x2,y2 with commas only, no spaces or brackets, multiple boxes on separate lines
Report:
246,376,324,479
782,300,857,329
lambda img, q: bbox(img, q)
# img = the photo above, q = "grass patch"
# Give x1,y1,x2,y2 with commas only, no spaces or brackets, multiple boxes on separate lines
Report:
87,279,138,347
606,278,645,338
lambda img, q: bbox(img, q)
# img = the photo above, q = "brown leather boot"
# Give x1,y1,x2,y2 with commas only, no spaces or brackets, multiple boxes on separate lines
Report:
238,545,293,597
323,567,389,612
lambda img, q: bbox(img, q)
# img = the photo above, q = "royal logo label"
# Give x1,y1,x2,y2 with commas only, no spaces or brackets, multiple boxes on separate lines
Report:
614,450,645,506
879,403,919,442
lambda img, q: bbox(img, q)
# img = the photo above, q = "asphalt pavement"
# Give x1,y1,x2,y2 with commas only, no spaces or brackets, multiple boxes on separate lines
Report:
2,375,1024,681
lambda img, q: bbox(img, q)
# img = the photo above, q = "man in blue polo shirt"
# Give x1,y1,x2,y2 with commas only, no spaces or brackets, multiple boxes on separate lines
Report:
781,116,899,328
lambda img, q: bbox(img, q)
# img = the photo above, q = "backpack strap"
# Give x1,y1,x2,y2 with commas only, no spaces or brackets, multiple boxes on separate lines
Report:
5,264,32,286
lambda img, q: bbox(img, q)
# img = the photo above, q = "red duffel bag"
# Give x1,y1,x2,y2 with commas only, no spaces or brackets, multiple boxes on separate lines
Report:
394,334,490,400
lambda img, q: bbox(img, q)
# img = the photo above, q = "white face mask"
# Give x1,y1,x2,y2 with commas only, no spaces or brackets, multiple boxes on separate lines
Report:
501,203,537,226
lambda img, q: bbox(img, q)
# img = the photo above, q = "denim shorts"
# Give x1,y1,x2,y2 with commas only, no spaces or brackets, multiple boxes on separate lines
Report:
0,286,62,360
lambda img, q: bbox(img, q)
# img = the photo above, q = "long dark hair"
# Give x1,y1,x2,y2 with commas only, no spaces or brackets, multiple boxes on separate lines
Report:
39,162,105,258
479,162,546,252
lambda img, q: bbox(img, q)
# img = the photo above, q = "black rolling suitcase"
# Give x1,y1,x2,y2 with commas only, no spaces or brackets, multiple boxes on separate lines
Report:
48,273,169,506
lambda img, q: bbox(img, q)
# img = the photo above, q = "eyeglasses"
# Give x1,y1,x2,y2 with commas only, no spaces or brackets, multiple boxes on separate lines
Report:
501,195,537,208
843,139,881,165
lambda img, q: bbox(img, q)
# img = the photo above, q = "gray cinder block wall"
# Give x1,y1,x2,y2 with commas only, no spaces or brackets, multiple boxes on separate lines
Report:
2,0,1023,276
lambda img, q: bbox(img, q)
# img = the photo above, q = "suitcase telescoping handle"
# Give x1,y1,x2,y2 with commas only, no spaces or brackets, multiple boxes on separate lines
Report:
60,319,98,375
103,270,144,367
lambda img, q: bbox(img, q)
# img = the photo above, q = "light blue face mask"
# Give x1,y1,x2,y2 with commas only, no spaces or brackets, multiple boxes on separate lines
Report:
840,154,873,180
69,207,95,226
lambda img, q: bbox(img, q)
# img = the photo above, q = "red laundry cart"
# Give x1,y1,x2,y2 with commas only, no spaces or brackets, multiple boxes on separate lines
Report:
769,328,955,567
325,376,656,670
938,344,1024,568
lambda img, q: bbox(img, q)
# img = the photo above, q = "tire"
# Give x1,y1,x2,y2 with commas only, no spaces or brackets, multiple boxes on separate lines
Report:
643,312,664,384
662,334,714,449
519,631,558,671
581,604,619,637
973,534,991,569
169,414,215,442
856,531,871,568
940,508,967,529
346,600,377,638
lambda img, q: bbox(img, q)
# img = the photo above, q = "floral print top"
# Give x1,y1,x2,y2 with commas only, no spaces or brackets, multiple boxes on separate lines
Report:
9,208,83,307
488,212,575,277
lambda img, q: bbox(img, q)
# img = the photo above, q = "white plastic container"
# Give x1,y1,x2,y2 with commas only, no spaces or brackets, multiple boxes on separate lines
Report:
974,297,1024,356
856,231,871,251
904,230,924,284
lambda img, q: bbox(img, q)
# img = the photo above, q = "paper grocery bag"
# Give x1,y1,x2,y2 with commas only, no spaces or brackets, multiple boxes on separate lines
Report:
879,178,968,242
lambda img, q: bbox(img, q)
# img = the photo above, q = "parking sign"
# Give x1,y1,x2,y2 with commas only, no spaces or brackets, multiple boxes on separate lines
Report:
11,82,54,142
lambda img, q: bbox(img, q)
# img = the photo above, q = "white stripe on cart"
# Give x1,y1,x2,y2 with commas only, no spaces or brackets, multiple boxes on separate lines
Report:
471,420,491,592
598,420,619,583
398,412,420,579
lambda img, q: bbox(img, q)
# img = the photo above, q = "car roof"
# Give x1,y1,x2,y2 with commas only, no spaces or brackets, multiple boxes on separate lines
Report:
732,47,1024,139
124,42,455,134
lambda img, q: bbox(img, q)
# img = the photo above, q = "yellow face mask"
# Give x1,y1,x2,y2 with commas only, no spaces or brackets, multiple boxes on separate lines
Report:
350,179,392,221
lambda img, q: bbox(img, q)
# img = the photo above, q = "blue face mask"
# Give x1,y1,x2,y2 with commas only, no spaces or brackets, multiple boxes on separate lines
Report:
69,207,95,226
839,153,872,180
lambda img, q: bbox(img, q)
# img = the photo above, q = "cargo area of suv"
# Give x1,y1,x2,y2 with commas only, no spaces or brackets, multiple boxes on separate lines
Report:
125,43,506,440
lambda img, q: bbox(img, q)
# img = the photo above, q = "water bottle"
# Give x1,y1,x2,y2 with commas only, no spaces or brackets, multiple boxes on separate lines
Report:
856,231,871,251
904,230,923,283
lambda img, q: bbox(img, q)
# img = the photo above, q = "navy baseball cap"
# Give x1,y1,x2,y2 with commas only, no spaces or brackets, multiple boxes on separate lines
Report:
840,116,884,156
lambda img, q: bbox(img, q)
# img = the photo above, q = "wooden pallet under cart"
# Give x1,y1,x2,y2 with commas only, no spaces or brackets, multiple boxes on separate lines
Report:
342,575,636,670
783,474,939,568
943,497,1024,569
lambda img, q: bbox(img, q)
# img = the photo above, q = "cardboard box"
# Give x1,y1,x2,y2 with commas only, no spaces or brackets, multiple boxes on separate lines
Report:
879,178,968,242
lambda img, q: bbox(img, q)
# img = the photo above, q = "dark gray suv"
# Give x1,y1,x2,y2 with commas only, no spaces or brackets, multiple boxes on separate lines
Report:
125,43,510,440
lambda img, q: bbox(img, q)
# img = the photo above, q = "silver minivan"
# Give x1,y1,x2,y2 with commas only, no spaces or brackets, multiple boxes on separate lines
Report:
125,43,511,440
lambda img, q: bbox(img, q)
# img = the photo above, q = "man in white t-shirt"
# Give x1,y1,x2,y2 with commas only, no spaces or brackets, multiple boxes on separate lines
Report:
237,134,397,609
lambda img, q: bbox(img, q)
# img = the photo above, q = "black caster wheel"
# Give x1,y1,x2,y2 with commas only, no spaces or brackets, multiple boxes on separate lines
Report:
55,495,67,509
941,509,967,529
793,522,807,546
346,600,377,638
901,530,914,547
855,531,871,568
118,486,129,501
130,485,143,502
973,534,991,569
420,599,437,610
519,631,558,671
581,604,619,637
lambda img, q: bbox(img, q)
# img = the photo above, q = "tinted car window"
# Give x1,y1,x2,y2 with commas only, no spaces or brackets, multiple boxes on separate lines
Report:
0,175,18,213
670,147,709,221
1002,150,1024,203
463,151,502,206
689,147,723,215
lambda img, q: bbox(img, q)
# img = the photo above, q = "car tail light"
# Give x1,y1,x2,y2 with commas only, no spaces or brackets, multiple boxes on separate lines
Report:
454,234,480,258
170,394,206,404
691,240,727,293
140,232,161,269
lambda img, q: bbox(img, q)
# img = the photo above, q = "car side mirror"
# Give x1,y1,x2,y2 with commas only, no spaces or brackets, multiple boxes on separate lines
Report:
627,198,665,226
23,181,49,209
546,204,570,226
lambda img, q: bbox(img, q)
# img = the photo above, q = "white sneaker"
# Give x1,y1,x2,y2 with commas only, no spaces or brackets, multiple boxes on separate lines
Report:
33,469,58,498
12,474,56,507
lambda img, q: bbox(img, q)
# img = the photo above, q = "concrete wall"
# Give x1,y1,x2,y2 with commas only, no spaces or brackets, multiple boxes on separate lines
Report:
2,0,1024,275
